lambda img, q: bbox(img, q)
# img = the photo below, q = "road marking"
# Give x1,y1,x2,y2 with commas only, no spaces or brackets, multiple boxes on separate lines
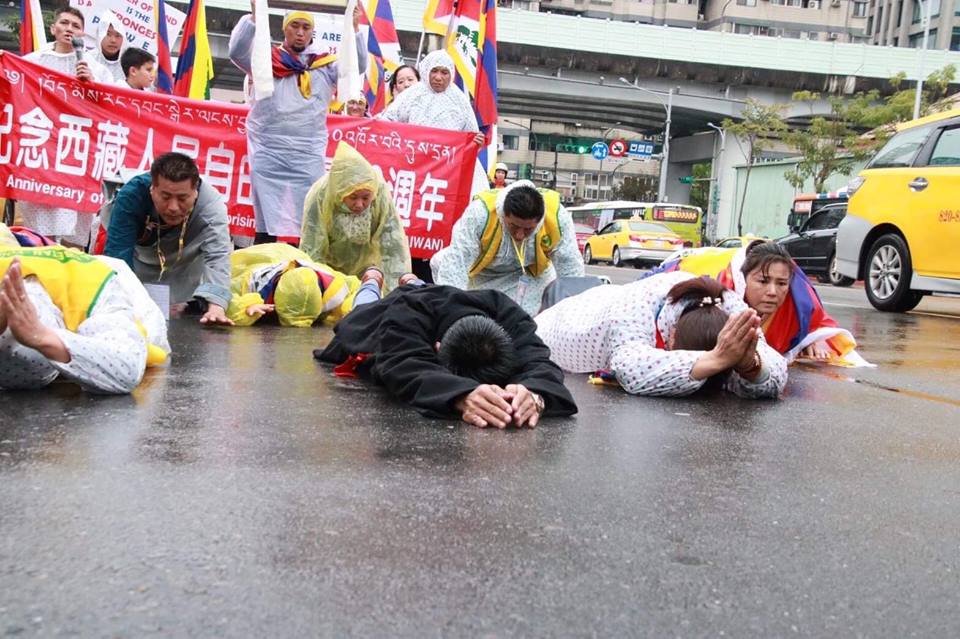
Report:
796,363,960,408
821,301,960,319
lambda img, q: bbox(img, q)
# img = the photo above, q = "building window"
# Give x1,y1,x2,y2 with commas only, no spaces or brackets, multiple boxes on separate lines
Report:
502,135,519,151
909,28,938,46
853,1,868,18
913,0,941,23
952,26,960,50
737,0,757,5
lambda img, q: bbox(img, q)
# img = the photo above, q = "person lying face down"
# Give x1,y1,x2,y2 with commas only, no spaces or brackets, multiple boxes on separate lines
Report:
315,282,578,428
535,271,788,398
0,225,171,395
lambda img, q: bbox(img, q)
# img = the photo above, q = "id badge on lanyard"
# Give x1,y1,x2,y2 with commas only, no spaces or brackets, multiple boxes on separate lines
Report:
516,273,531,304
511,236,531,304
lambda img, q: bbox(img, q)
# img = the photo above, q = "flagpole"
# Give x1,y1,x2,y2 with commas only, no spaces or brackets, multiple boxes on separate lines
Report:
416,30,426,63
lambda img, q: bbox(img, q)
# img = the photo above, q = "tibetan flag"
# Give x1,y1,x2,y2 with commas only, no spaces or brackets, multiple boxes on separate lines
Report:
647,246,872,367
154,0,174,94
174,0,215,99
361,0,402,114
422,0,455,36
19,0,47,55
446,0,498,170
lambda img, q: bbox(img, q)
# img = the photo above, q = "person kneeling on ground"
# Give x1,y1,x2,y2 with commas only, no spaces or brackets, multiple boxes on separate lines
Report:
535,271,788,398
430,181,584,316
300,143,411,292
226,242,384,326
0,226,170,395
103,152,233,325
315,282,578,428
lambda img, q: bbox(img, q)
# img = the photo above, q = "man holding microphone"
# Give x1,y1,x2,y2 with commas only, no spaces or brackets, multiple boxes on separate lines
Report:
21,6,110,245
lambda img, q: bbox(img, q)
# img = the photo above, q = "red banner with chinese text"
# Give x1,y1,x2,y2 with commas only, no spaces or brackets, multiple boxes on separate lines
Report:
0,51,478,258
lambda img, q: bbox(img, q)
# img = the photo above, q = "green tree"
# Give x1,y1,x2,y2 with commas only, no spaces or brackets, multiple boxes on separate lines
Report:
611,175,656,202
722,99,787,236
782,91,882,192
782,64,957,193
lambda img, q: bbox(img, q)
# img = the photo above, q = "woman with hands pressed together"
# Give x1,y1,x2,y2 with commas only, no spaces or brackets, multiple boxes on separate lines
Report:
536,272,787,398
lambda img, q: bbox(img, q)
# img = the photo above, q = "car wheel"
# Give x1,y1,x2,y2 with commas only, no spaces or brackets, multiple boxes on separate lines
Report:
828,253,854,287
612,246,622,267
583,245,593,265
864,234,924,312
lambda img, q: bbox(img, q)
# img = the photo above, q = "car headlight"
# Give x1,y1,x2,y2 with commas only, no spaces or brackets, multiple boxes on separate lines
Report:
846,176,865,197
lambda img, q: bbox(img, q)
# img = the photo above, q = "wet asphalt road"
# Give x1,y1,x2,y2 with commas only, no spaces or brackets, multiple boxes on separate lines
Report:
2,277,960,636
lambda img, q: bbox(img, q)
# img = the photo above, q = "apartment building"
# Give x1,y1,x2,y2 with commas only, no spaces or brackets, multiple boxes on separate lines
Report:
867,0,960,50
533,0,869,43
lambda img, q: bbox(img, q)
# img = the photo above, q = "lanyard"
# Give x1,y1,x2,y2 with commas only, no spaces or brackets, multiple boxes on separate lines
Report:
510,236,528,276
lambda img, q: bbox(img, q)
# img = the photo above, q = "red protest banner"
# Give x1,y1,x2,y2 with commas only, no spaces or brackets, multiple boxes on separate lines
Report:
0,51,478,258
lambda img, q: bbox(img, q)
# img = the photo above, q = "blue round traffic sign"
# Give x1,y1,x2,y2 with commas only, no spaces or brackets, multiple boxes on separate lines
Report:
591,141,609,160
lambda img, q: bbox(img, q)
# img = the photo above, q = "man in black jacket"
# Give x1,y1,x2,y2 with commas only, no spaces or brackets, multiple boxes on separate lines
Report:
316,284,577,428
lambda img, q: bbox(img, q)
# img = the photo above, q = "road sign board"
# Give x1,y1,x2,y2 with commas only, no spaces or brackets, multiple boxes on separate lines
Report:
628,141,655,157
609,139,627,157
591,141,609,160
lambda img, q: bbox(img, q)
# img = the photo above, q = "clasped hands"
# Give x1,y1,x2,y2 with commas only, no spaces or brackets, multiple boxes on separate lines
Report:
691,309,764,381
454,383,544,429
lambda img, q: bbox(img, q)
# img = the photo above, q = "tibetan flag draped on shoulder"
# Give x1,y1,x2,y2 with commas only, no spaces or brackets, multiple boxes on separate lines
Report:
173,0,214,99
153,0,174,94
422,0,455,36
19,0,47,55
649,245,873,368
446,0,498,171
361,0,402,114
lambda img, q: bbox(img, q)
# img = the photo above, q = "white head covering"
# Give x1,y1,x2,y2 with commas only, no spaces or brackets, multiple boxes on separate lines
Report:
417,49,456,82
97,10,127,48
379,49,477,132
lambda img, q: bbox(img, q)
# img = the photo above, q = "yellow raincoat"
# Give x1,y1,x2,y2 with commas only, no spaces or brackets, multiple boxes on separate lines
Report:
299,143,411,292
226,242,362,327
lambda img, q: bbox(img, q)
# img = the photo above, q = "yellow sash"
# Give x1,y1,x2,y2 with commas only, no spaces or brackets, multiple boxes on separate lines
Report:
469,188,562,278
0,247,115,331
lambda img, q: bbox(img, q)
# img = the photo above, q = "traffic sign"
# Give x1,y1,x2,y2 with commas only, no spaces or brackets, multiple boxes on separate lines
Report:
591,141,609,160
609,138,627,157
678,176,694,184
628,141,655,157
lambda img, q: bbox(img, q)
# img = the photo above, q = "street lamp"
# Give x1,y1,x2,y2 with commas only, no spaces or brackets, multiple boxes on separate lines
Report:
619,78,674,203
502,118,538,182
913,0,932,120
706,121,726,243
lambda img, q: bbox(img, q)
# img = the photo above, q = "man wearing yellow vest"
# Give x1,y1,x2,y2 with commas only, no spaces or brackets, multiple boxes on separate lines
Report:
431,181,584,316
0,225,170,394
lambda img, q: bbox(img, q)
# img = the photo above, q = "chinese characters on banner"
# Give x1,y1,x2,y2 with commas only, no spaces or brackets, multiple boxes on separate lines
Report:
0,52,478,258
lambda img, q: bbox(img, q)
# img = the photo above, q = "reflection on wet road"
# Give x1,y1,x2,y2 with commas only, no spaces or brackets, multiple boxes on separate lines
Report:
1,286,960,636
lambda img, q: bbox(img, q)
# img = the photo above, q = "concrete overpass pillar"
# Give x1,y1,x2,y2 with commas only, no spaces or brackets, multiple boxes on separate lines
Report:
664,161,694,204
710,133,749,241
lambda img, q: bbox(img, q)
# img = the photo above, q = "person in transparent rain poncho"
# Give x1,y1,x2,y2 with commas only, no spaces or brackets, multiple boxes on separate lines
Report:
299,143,410,292
88,10,128,86
378,49,485,147
229,6,367,243
21,7,110,247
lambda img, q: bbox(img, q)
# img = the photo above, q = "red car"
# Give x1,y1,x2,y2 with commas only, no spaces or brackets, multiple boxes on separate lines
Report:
574,223,594,254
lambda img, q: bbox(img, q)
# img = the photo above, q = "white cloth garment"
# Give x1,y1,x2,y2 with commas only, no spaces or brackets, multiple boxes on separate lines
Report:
21,46,111,241
88,10,127,85
430,189,584,316
378,50,478,132
535,270,788,398
228,17,368,237
0,266,164,394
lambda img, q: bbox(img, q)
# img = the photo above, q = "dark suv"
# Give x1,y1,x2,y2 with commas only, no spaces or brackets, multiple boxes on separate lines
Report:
776,203,854,287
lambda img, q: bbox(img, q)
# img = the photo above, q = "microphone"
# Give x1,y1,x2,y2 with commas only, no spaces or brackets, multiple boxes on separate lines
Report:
71,37,84,62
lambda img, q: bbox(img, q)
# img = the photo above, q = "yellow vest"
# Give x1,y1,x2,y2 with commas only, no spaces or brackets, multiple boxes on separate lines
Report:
469,188,563,278
0,246,115,331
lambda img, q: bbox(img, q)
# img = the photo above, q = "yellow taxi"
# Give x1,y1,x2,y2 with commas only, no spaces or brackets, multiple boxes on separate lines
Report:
713,234,768,249
836,108,960,311
583,219,685,268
